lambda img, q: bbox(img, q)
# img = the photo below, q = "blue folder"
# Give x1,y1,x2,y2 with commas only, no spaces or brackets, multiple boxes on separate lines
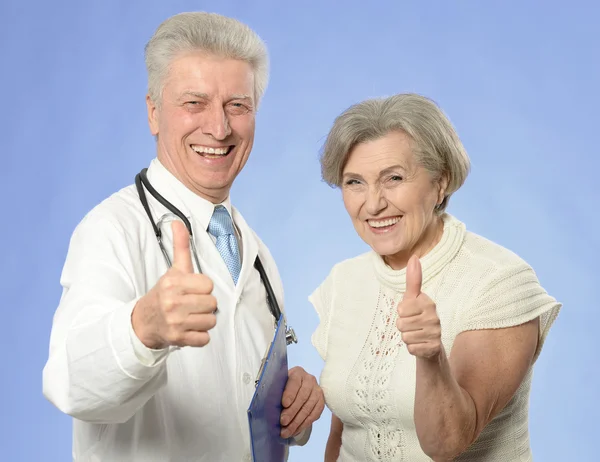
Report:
247,315,292,462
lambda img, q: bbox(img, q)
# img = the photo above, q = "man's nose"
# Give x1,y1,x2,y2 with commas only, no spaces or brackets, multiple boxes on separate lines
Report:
202,105,232,140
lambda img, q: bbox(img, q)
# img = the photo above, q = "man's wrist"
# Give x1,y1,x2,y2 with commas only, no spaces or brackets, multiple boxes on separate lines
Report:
130,298,169,366
131,296,163,350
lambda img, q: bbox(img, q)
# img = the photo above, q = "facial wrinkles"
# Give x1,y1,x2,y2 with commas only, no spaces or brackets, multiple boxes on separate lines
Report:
396,182,442,264
341,132,447,270
167,57,252,174
411,207,434,254
349,158,403,216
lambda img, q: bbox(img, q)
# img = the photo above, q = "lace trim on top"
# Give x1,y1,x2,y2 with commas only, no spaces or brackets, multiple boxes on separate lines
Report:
350,287,406,461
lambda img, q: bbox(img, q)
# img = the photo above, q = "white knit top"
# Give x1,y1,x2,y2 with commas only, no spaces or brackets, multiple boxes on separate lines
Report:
310,214,561,462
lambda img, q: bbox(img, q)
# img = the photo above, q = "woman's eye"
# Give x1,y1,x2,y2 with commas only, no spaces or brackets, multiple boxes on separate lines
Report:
345,179,360,185
390,175,403,182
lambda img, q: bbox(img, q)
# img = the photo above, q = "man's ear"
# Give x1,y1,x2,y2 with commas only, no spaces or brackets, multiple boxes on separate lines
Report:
146,94,159,136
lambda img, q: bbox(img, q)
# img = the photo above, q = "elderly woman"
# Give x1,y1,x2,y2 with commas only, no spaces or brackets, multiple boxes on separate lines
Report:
310,93,560,461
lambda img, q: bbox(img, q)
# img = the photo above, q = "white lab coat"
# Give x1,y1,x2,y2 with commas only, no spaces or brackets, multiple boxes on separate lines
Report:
43,158,302,461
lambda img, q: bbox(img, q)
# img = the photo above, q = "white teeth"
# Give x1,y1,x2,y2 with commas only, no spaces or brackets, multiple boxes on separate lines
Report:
191,145,230,155
368,217,400,228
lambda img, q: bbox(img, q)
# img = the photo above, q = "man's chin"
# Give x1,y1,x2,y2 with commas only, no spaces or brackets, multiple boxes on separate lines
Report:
188,178,234,202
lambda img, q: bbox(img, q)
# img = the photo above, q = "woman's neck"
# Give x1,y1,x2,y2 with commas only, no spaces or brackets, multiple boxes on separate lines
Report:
384,215,445,270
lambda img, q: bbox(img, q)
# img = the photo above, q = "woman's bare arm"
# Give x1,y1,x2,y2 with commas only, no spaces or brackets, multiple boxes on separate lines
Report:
414,318,539,460
325,413,343,462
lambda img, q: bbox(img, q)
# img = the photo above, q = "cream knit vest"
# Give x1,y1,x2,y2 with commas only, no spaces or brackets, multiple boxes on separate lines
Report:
310,214,561,461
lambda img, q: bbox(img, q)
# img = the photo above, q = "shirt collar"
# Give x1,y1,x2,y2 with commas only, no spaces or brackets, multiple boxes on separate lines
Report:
145,158,234,233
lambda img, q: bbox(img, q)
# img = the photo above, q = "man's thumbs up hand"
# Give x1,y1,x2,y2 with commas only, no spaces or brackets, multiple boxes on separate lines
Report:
131,220,217,350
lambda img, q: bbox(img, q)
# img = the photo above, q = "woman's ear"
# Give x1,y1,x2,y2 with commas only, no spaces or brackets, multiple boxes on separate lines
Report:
437,174,449,206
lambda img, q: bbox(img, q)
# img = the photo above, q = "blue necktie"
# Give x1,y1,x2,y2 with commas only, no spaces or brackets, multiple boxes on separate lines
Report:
208,205,241,284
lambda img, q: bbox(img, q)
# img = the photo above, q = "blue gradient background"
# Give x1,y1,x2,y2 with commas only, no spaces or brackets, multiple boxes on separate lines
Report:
2,1,598,460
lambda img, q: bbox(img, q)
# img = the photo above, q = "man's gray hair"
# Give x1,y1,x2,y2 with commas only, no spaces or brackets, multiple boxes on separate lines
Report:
320,93,471,214
144,12,269,107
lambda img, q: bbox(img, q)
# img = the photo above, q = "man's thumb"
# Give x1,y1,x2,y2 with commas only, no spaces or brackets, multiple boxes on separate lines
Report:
171,220,193,273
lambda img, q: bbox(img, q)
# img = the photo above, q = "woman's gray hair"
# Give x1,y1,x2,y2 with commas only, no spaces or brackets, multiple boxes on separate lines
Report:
320,93,471,214
144,12,269,107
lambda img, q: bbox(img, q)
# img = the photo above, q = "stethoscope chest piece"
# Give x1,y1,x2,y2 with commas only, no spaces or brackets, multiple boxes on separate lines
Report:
285,327,298,346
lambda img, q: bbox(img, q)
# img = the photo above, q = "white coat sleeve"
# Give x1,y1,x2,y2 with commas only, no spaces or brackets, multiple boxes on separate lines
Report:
42,212,170,424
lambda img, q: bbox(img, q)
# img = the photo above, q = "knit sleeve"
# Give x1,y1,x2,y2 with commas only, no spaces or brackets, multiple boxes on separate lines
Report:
309,266,337,361
459,263,561,360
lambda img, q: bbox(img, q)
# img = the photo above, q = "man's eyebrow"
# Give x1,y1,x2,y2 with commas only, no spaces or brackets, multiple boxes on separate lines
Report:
228,94,253,102
178,92,254,104
179,91,209,100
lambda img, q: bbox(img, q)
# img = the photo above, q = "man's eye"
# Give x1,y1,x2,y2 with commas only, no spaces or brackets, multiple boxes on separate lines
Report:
228,102,250,112
227,102,251,115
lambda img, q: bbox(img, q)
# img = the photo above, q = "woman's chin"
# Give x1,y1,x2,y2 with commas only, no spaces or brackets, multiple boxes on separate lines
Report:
372,245,409,265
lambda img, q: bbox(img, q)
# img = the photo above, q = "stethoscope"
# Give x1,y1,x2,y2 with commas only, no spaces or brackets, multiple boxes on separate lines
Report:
135,167,298,346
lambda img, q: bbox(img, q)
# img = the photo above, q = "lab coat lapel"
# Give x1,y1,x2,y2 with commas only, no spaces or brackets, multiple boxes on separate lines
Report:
231,207,259,298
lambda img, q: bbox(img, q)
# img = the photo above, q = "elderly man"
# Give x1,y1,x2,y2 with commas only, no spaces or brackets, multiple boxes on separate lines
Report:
42,11,324,461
